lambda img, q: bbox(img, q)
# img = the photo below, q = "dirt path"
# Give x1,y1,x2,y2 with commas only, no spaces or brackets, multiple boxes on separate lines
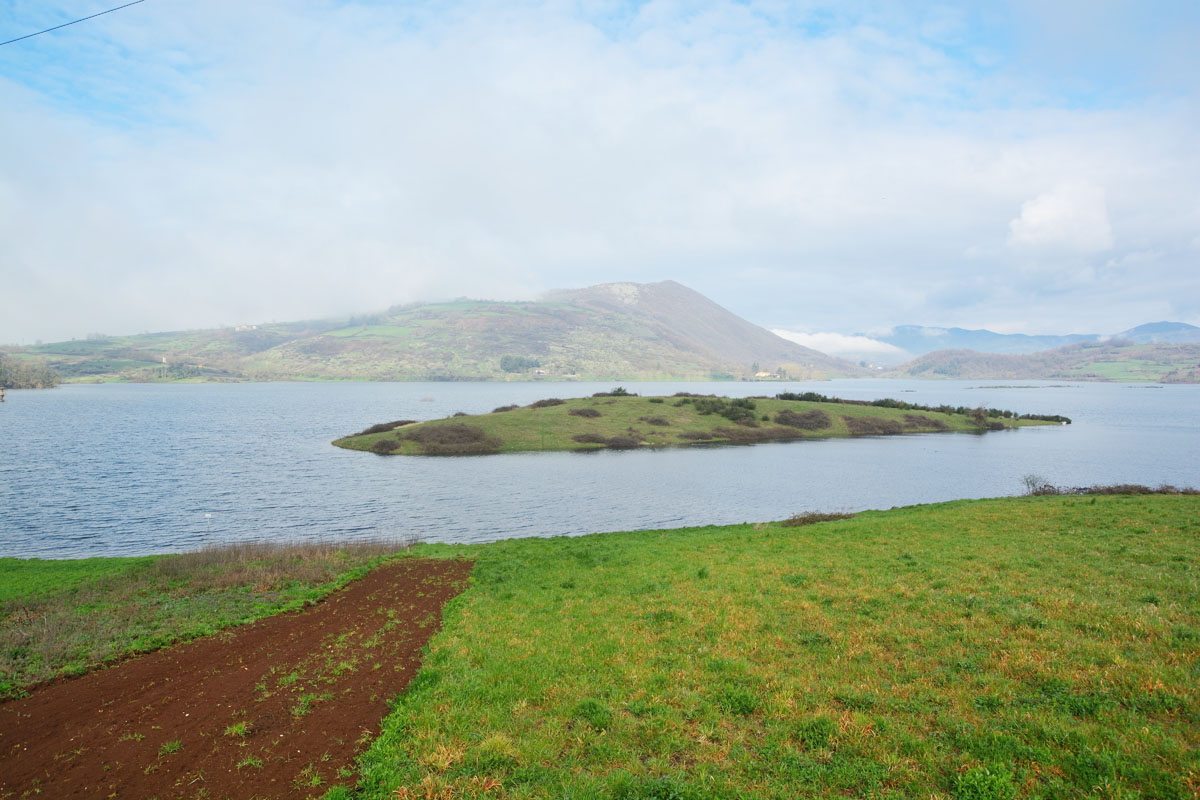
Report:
0,557,473,800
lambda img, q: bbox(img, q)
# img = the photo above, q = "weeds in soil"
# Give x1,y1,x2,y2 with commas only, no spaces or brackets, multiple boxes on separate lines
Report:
236,755,264,770
158,740,181,756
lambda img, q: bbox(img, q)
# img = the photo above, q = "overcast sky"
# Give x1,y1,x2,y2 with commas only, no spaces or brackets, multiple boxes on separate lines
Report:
2,0,1198,346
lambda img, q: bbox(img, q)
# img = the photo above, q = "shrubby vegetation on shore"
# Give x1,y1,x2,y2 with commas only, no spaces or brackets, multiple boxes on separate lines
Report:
0,354,60,389
774,391,1072,424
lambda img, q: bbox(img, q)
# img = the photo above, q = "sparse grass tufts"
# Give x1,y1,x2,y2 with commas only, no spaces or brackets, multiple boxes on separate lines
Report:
224,721,249,737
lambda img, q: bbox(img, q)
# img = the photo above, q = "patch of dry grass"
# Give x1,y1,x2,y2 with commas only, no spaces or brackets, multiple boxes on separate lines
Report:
0,539,415,698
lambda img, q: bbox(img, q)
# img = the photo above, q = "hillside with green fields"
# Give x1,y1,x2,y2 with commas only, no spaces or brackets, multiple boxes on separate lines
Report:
334,392,1065,455
888,340,1200,383
3,282,859,383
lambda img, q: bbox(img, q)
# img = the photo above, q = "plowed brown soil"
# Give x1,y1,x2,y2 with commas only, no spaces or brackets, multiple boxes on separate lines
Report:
0,557,473,800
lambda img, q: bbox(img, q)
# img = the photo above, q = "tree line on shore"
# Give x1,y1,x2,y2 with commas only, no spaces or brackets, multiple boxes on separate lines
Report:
0,354,61,389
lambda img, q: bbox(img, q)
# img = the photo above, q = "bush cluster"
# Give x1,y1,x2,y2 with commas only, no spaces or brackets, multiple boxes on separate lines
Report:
401,424,502,455
1024,480,1198,497
775,391,1070,425
491,404,518,413
499,355,540,373
774,409,832,430
901,414,949,431
638,416,670,426
711,426,804,443
592,387,636,397
686,397,758,426
842,416,904,435
530,398,565,408
355,420,416,436
369,439,400,454
780,511,855,527
569,408,602,418
0,355,60,389
571,433,643,449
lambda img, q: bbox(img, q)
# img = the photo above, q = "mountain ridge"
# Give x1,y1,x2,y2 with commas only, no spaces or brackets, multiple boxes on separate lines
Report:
7,281,862,383
866,321,1200,358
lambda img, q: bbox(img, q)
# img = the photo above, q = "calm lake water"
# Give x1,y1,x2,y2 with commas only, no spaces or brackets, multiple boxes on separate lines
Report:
1,380,1197,558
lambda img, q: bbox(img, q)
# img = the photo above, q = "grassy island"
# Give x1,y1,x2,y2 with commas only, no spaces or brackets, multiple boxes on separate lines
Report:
333,391,1068,455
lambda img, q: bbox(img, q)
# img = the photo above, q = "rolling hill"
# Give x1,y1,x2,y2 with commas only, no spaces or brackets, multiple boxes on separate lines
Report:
887,340,1200,383
866,321,1200,358
7,281,861,383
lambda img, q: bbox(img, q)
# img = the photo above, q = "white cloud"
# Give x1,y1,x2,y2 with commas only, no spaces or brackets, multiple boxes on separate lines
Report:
772,330,910,364
0,1,1198,343
1006,182,1114,254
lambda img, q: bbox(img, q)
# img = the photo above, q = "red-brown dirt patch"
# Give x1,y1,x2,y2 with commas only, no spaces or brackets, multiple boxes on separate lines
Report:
0,557,473,800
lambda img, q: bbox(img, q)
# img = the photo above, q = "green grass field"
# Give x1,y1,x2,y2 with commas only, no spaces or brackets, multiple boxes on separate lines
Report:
338,494,1199,800
334,394,1059,455
3,496,1195,798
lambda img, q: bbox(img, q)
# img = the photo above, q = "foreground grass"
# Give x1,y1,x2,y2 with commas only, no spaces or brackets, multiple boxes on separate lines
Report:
334,393,1060,455
0,541,410,698
340,495,1199,799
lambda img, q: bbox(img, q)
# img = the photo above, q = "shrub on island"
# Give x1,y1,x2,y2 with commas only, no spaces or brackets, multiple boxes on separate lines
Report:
774,409,832,430
401,424,502,455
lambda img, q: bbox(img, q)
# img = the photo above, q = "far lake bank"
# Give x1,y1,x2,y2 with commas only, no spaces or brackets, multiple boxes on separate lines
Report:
2,379,1197,559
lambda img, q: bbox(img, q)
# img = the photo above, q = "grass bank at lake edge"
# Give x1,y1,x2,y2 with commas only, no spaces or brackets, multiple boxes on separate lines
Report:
339,494,1199,800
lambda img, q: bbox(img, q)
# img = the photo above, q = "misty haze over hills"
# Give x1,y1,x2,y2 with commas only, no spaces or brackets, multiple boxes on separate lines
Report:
777,322,1200,367
4,280,1198,385
2,281,861,383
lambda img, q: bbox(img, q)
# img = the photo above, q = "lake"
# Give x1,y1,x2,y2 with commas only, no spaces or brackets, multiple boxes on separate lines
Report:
1,379,1196,558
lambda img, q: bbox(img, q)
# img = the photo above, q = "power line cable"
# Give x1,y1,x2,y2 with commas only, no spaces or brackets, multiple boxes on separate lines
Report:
0,0,148,47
